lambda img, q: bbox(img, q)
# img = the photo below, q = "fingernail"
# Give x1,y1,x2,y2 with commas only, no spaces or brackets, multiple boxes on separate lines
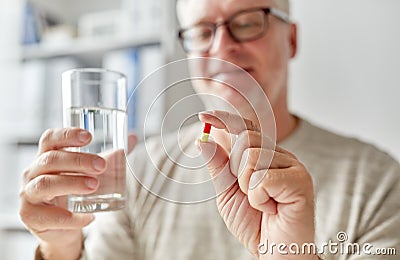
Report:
249,171,266,190
199,111,213,114
93,158,106,171
86,178,98,189
198,111,214,118
78,131,91,142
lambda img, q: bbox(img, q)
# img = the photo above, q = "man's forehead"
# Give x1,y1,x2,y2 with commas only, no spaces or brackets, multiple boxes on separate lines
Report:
177,0,274,27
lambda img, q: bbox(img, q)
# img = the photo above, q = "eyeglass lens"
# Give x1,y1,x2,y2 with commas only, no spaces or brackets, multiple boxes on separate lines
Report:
181,9,267,52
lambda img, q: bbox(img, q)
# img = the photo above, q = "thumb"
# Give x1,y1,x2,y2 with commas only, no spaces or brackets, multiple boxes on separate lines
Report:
197,140,237,195
197,140,226,177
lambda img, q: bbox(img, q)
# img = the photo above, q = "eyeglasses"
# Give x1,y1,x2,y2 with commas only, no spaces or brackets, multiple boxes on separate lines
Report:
178,7,291,54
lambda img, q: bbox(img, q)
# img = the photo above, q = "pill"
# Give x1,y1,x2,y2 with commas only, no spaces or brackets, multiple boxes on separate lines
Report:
201,123,212,142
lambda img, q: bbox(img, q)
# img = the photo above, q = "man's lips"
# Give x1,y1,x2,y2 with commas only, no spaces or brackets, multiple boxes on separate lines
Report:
206,67,257,95
209,67,253,79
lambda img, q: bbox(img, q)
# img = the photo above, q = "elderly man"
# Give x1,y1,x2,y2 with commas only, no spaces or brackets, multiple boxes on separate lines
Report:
20,0,400,259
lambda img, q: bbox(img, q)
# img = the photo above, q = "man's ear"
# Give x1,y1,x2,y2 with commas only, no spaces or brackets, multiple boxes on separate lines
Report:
290,23,298,58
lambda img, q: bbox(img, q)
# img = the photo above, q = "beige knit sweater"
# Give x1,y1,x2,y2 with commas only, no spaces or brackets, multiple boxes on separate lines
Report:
78,119,400,259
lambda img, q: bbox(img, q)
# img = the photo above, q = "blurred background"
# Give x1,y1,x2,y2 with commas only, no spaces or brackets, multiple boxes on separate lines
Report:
0,0,399,259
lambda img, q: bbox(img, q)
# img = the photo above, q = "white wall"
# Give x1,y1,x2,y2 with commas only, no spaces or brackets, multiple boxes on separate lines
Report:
0,1,24,207
0,1,23,135
289,0,400,161
0,1,37,259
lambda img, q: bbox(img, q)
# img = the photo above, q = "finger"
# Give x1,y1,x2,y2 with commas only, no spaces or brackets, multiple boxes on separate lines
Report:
197,139,237,195
248,161,305,191
22,174,99,204
127,133,138,154
229,131,274,177
247,170,277,214
198,110,260,134
38,128,92,154
236,148,297,194
235,148,293,194
20,201,95,232
247,167,314,214
25,151,106,182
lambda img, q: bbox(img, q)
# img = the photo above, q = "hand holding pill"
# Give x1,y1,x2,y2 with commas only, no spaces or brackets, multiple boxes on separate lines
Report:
196,110,315,259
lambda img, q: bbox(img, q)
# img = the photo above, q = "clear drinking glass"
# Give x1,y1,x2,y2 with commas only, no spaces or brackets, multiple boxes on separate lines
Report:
62,68,127,213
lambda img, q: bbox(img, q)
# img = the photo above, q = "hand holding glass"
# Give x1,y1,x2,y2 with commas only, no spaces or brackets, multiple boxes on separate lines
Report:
62,68,127,213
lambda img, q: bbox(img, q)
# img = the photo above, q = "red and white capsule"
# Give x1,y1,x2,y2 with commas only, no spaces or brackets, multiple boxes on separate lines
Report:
201,123,212,142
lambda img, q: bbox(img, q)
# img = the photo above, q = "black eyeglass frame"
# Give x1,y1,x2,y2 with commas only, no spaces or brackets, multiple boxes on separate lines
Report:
177,7,291,53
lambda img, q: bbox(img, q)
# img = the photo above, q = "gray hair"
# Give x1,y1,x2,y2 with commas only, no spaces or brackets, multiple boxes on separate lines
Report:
275,0,290,14
176,0,290,26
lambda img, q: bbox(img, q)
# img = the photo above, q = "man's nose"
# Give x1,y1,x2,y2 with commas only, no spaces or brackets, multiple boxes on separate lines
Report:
209,25,239,55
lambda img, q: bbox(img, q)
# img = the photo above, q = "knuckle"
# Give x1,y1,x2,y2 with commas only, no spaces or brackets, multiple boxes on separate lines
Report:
248,147,259,157
22,167,32,182
241,148,252,162
236,131,251,147
36,213,49,226
19,207,31,223
33,175,52,192
293,164,314,186
263,148,274,157
56,212,72,226
242,147,251,156
244,148,259,164
40,129,55,146
19,203,37,228
294,162,307,173
261,135,274,149
63,128,74,141
74,153,84,168
19,187,27,199
283,148,298,160
297,160,306,169
39,151,60,167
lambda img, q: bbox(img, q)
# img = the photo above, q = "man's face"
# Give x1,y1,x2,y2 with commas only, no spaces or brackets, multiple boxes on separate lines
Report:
178,0,295,111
